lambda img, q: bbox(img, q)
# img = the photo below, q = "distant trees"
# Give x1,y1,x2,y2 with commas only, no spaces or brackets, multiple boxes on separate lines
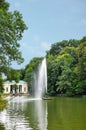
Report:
24,57,43,86
76,37,86,94
1,1,85,98
47,39,80,56
17,57,42,94
77,37,86,80
46,37,86,96
6,68,21,82
19,37,86,97
0,74,4,96
47,53,74,95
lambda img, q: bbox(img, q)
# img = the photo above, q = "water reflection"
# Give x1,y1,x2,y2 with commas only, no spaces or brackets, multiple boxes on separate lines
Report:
35,101,47,130
0,123,5,130
0,96,86,130
47,97,86,130
23,98,48,130
0,96,48,130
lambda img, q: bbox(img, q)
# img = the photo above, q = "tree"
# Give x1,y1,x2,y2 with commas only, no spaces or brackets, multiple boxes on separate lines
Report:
19,69,25,80
47,55,61,95
24,57,43,93
75,37,86,94
46,39,80,96
0,73,4,95
77,37,86,80
6,68,20,82
0,0,27,73
47,39,80,56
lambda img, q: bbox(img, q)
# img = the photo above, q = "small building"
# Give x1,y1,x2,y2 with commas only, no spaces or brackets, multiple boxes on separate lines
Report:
3,80,28,95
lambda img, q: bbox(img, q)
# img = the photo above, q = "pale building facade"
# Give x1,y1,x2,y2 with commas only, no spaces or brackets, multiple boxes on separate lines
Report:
3,80,28,94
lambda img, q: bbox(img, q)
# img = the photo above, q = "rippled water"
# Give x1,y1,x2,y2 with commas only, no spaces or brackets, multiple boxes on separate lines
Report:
0,96,86,130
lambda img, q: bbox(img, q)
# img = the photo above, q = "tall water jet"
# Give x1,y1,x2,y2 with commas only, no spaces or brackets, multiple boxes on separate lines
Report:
33,58,47,98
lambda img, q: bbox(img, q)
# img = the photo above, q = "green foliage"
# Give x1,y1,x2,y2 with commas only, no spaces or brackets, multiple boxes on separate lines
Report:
19,69,25,80
0,98,7,110
46,37,86,96
0,73,4,95
16,36,86,97
0,0,9,11
0,0,27,74
6,68,20,82
77,38,86,80
13,84,18,90
47,53,74,95
24,57,43,89
47,39,80,56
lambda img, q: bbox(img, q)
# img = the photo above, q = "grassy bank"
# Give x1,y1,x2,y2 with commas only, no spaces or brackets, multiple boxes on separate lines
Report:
0,97,8,111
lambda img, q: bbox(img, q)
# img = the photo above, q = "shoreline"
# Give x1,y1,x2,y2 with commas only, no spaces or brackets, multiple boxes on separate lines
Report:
0,98,8,111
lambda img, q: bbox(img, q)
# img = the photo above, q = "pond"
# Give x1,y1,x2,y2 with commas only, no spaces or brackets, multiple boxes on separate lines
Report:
0,96,86,130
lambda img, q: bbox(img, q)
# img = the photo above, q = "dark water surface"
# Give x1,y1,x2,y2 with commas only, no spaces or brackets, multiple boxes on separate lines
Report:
0,96,86,130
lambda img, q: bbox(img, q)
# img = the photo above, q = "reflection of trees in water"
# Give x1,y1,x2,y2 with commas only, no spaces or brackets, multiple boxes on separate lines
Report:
0,97,47,130
0,123,5,130
0,96,86,130
0,96,32,130
47,97,86,130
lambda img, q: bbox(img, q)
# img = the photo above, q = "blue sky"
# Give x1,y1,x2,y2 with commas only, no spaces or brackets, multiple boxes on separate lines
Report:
7,0,86,69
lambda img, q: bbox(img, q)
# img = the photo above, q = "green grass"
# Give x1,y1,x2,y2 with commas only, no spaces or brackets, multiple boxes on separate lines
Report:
0,97,8,111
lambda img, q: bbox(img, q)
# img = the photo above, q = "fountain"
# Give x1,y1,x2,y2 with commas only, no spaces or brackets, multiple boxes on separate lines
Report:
33,57,47,98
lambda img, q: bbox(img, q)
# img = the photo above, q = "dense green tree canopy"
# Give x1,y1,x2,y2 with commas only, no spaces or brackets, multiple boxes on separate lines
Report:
47,39,80,56
19,37,86,97
24,57,43,85
46,37,86,96
77,37,86,80
6,68,21,82
0,74,4,95
0,0,27,73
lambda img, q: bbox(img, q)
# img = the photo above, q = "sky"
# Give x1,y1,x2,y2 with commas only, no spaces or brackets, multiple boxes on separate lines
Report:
7,0,86,69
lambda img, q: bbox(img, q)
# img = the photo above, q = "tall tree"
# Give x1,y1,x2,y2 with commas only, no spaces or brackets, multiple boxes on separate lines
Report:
77,37,86,80
75,37,86,94
0,73,4,95
0,0,27,73
24,57,43,93
47,39,80,56
6,68,20,82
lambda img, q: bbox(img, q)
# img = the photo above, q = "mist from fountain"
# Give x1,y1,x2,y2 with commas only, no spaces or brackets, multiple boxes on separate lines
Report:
33,58,47,98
